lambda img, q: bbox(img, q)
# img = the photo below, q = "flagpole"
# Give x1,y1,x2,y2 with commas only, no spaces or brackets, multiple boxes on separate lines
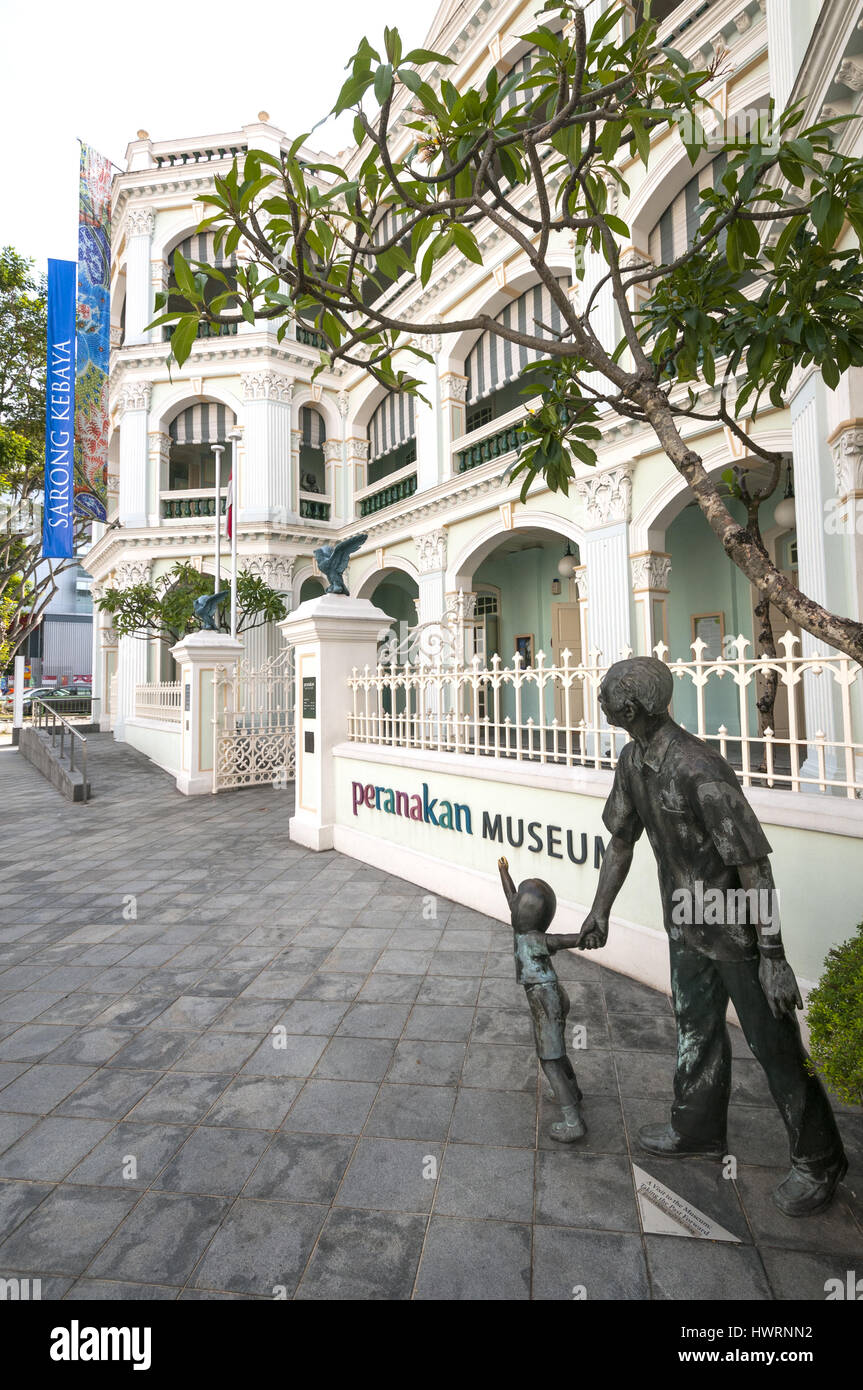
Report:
211,444,225,607
229,429,241,640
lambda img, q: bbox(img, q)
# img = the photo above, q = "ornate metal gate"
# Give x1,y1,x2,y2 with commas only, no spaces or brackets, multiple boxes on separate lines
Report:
213,646,295,790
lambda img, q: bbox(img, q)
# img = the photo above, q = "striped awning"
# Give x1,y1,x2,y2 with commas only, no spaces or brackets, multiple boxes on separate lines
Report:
369,392,416,463
372,206,410,249
300,405,326,449
648,153,727,266
499,45,539,115
466,276,571,406
176,230,237,271
169,402,236,446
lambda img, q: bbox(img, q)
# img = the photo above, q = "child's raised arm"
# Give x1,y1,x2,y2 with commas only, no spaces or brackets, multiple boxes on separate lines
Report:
498,856,517,910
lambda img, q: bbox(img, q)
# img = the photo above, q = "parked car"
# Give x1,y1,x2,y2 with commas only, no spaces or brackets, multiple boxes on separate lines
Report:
2,686,73,714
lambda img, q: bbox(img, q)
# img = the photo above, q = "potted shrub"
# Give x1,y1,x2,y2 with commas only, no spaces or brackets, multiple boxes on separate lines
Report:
806,922,863,1107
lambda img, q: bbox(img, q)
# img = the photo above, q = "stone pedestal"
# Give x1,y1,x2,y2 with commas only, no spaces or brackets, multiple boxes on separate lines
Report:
280,594,390,850
170,631,244,796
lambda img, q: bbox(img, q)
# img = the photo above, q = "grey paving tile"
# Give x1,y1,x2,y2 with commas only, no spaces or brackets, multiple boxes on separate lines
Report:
44,1026,138,1067
88,1192,231,1285
451,1088,537,1148
0,990,70,1023
282,1080,379,1135
128,1072,232,1124
0,1063,95,1114
336,1137,440,1214
535,1152,640,1232
104,1028,196,1071
151,995,228,1030
537,1095,627,1154
315,1036,396,1083
435,1142,534,1222
67,1279,178,1300
532,1227,650,1301
734,1167,863,1255
93,993,176,1028
155,1125,270,1196
414,1215,531,1300
66,1121,193,1188
0,1116,113,1180
244,1131,355,1203
279,1000,350,1035
602,973,672,1014
211,999,286,1034
0,1112,38,1154
416,976,480,1006
205,1076,303,1130
0,1178,55,1238
356,974,422,1004
646,1237,774,1300
470,1008,534,1047
461,1042,537,1092
295,1207,426,1300
614,1048,675,1098
609,1013,678,1053
336,1003,412,1040
192,1198,327,1296
404,1004,475,1042
427,950,487,977
365,1084,456,1142
759,1246,859,1300
386,1040,466,1087
296,972,364,1002
171,1032,259,1074
241,1033,329,1078
0,1024,77,1063
53,1069,163,1120
0,1184,139,1275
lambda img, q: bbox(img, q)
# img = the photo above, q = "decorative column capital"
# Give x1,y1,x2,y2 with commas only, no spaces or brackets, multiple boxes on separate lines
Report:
241,370,293,403
112,557,152,590
337,389,350,418
148,430,172,464
115,380,153,415
151,260,169,292
126,205,156,239
323,439,343,465
577,465,633,528
246,554,295,591
416,527,448,573
572,564,588,601
630,551,672,592
440,372,468,402
832,426,863,499
346,437,370,461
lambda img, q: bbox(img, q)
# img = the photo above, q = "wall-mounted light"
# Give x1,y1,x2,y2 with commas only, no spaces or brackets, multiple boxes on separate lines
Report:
774,460,796,529
551,578,562,596
558,540,577,578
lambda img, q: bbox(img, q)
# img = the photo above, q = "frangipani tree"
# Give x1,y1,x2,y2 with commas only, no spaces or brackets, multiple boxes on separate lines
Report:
96,561,287,646
152,0,863,662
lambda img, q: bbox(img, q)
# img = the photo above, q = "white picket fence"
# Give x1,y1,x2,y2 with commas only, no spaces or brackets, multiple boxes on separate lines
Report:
348,628,863,799
134,681,183,723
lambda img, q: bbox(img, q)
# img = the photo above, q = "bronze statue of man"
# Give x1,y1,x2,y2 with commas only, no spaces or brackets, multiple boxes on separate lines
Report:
575,656,847,1217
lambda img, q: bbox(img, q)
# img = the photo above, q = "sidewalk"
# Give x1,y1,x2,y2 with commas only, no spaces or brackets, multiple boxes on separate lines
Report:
0,736,860,1299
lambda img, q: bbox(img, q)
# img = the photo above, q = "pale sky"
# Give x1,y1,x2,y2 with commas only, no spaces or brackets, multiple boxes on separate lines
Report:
1,0,441,273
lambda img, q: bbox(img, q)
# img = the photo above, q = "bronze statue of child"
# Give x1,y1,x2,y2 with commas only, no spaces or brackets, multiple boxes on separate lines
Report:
498,856,587,1142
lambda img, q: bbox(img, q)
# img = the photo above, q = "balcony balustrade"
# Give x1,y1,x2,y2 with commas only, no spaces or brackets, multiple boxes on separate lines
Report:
161,491,226,520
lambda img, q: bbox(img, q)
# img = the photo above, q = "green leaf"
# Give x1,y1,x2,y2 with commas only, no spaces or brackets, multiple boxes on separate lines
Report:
451,224,483,265
374,64,394,107
170,317,198,366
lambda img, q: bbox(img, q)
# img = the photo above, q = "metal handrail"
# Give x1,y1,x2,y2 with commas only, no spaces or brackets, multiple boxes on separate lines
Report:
31,697,89,800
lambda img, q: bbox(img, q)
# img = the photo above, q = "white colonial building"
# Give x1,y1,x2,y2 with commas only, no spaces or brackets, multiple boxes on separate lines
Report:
85,0,863,993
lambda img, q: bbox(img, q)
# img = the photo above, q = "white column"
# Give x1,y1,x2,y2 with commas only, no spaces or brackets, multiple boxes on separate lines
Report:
345,437,370,521
171,630,244,795
116,635,148,743
577,465,634,662
148,430,171,526
439,369,468,478
766,0,821,114
630,551,671,656
116,381,152,529
790,371,839,779
324,439,346,525
414,330,444,493
280,595,390,850
124,207,156,346
416,528,449,626
240,370,293,524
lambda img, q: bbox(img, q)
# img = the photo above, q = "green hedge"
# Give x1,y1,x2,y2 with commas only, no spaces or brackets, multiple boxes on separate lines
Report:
806,922,863,1107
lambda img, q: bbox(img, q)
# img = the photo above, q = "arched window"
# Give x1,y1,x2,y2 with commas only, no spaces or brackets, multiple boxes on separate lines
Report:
368,393,416,484
299,406,326,495
165,231,238,341
465,276,572,430
648,153,727,266
166,402,236,499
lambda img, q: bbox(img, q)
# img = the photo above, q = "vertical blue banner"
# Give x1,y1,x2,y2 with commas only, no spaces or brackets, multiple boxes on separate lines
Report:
43,258,77,558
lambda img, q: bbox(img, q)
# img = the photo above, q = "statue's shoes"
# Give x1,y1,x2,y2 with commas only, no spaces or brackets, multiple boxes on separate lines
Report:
772,1157,848,1218
637,1122,726,1159
549,1105,587,1143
